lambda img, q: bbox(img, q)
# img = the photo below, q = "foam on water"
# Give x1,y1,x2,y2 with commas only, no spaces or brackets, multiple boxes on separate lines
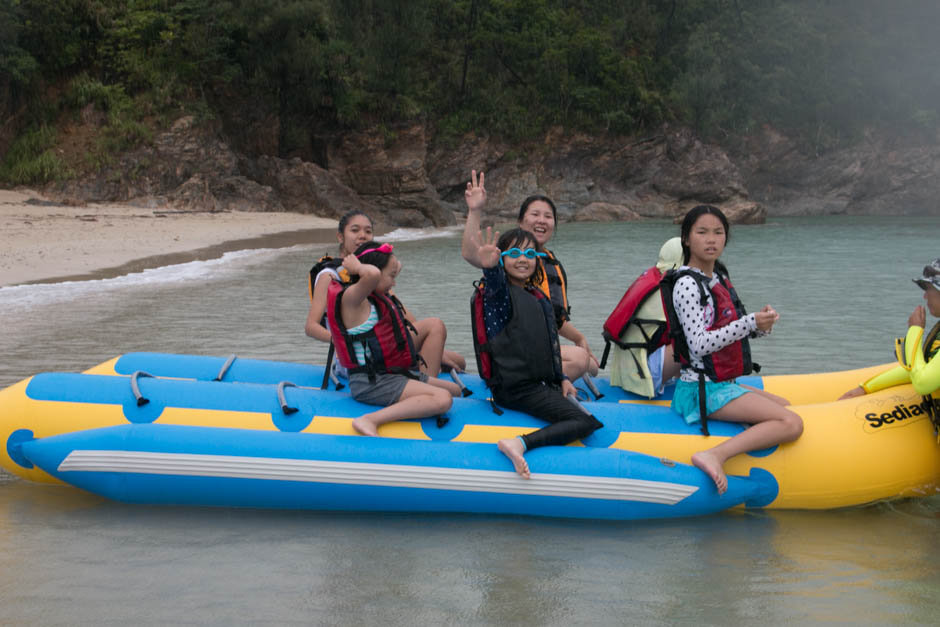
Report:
381,226,461,241
0,247,295,312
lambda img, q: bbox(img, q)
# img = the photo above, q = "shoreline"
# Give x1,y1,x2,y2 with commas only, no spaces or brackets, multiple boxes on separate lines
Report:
21,227,339,286
1,189,340,287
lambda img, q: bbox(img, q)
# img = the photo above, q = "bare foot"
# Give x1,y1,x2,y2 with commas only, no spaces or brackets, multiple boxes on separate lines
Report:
497,438,530,479
351,415,379,436
691,450,727,495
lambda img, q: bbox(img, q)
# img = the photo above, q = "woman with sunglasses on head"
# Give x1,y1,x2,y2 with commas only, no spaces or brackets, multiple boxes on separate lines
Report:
462,171,602,478
840,258,940,402
306,210,465,377
664,205,802,495
326,241,461,436
517,194,598,381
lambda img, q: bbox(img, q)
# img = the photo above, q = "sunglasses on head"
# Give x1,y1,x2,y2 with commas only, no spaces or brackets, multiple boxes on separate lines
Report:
499,247,546,265
356,243,394,258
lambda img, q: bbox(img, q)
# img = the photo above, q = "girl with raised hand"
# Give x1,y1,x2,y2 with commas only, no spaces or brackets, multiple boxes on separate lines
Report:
327,241,460,436
664,205,803,495
306,210,465,376
462,171,602,478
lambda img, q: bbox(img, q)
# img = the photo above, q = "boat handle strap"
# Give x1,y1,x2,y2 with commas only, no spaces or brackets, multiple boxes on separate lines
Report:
131,371,155,406
214,354,237,381
277,381,299,415
581,374,604,401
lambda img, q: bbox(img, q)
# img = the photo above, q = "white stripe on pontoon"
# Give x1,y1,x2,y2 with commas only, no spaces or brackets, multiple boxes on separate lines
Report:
58,450,698,504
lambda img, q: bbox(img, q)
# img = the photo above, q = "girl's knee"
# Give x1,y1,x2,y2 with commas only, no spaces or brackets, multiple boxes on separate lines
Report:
562,346,590,375
433,388,453,413
781,410,803,441
425,317,446,337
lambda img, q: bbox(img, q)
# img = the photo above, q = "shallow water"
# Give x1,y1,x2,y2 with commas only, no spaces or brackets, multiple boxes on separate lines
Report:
0,217,938,624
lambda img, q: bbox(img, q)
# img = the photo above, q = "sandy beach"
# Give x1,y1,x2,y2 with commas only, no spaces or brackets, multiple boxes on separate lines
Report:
0,189,339,286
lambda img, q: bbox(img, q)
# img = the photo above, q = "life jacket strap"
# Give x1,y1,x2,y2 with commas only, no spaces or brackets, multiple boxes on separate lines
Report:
698,374,710,436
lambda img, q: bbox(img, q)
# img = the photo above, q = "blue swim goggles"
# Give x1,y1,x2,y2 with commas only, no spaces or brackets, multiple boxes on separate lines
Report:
499,247,547,265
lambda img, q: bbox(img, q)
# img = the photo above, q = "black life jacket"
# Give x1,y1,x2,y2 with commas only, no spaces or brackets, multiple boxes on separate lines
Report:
470,280,563,394
660,268,760,435
326,280,419,381
309,255,350,301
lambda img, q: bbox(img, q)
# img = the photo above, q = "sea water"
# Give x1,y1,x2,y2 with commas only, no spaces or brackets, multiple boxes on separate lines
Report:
0,217,937,624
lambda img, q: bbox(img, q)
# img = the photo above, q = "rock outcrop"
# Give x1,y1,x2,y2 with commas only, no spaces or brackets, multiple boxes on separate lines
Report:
428,126,765,224
42,116,764,225
735,125,940,216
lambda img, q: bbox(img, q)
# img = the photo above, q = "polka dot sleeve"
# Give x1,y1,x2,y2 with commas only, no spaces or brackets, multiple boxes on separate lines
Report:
481,266,513,338
672,273,757,376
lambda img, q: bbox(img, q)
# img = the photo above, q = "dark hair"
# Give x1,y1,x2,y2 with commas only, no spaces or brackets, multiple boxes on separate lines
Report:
517,195,558,229
679,205,730,276
497,228,544,287
349,240,393,283
338,210,373,233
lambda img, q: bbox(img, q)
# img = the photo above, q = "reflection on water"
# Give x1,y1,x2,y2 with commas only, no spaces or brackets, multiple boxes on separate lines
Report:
1,217,939,623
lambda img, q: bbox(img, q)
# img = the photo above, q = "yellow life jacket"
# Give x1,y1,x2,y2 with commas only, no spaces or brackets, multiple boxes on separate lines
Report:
535,249,570,326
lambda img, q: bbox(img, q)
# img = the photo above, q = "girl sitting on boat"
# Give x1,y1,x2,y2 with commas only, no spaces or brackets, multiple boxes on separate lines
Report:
461,171,602,478
327,241,461,436
664,205,803,495
306,210,465,377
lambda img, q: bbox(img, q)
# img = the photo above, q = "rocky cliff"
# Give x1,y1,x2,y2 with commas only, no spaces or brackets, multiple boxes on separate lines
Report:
40,112,939,227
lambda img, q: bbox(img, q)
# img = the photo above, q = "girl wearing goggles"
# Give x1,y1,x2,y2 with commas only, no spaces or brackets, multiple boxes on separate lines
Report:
461,171,602,478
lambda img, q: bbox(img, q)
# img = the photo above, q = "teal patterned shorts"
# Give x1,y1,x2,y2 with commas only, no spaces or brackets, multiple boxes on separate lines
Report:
671,379,749,425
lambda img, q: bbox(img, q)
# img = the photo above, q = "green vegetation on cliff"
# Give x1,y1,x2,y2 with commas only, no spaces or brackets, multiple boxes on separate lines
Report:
3,0,939,184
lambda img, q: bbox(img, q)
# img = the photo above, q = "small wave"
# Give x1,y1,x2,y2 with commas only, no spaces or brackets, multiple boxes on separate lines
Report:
0,248,293,311
381,226,461,242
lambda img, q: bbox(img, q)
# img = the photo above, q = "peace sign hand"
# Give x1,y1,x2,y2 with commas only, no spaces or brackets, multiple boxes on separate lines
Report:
465,170,486,213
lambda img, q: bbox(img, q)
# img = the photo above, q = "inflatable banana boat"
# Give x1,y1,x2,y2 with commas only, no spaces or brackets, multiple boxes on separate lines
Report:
1,353,938,520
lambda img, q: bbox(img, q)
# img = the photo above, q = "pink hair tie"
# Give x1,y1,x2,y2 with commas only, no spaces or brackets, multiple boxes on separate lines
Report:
355,243,394,258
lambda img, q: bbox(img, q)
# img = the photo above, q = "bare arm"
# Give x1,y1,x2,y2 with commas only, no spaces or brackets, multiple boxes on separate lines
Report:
461,170,489,267
304,272,336,342
339,254,381,327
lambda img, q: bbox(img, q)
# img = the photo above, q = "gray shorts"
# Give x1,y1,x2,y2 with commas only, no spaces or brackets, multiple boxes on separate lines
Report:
349,371,429,406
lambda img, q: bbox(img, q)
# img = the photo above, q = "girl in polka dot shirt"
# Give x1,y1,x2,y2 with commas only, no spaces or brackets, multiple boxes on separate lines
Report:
670,205,803,495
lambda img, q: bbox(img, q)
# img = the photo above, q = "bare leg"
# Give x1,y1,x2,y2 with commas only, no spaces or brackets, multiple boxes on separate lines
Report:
740,383,790,406
412,317,447,376
561,345,596,380
497,437,530,479
352,379,453,436
692,392,803,495
427,376,461,397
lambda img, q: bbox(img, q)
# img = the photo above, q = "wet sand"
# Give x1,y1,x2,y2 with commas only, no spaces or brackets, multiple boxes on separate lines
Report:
0,189,338,286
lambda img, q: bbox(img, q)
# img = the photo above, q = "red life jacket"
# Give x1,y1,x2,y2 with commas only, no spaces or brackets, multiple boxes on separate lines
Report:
326,280,419,380
660,268,759,435
599,265,671,369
